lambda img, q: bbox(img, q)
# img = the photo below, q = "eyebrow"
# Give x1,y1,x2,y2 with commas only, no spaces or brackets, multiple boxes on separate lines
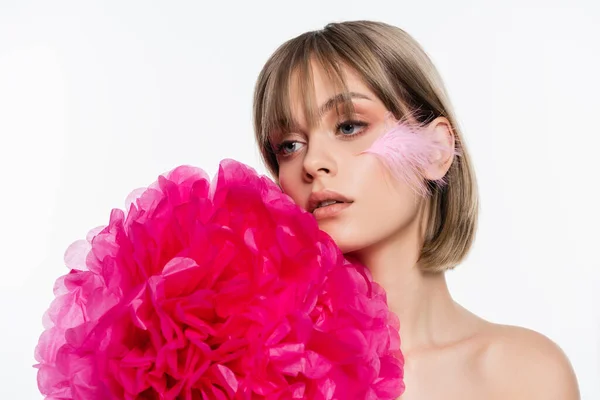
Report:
318,92,372,116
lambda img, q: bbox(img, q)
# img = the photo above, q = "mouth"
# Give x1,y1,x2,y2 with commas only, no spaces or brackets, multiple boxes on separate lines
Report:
308,189,354,214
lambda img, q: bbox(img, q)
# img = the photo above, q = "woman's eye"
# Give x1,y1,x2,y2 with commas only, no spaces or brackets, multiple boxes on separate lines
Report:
337,121,367,136
278,141,303,155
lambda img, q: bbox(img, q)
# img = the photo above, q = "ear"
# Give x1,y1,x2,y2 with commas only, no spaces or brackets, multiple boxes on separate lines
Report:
422,117,456,181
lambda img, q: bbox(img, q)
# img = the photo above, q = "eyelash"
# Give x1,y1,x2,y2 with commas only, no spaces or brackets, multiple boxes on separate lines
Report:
274,119,369,157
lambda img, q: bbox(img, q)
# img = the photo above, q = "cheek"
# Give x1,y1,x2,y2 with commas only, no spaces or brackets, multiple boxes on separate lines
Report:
352,157,421,220
277,173,292,196
360,122,442,197
277,170,306,208
351,156,397,195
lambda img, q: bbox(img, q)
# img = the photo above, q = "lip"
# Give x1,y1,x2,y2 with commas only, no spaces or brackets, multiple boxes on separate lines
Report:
308,189,353,219
312,202,352,220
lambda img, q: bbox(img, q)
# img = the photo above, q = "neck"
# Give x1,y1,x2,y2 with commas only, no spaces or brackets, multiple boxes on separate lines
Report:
349,216,461,354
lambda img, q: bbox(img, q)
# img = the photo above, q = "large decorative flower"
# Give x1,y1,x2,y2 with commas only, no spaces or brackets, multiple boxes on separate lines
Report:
35,159,404,399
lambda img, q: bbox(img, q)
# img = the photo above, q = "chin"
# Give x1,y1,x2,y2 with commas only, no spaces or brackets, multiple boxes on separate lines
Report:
336,242,361,255
321,228,368,256
317,218,380,257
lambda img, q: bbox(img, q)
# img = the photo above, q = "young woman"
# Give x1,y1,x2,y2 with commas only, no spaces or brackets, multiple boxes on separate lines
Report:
252,21,579,399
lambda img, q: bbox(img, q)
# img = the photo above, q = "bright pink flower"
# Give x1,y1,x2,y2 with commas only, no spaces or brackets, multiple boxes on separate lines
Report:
35,159,404,399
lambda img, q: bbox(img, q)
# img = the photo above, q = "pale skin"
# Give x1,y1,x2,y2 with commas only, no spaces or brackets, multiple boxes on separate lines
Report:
271,61,580,399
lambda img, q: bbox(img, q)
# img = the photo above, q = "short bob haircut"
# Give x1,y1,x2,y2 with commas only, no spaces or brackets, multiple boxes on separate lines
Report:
253,20,479,273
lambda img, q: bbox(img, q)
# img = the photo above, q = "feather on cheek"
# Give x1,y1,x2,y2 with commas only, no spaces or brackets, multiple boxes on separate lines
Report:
358,116,459,196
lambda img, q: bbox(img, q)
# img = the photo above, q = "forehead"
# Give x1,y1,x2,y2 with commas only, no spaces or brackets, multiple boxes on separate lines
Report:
289,62,368,100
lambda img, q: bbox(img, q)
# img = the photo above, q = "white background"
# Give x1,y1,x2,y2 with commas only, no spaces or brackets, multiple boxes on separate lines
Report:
1,0,599,398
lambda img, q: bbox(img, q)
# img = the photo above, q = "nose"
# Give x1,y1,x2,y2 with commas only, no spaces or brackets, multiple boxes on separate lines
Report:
302,136,338,181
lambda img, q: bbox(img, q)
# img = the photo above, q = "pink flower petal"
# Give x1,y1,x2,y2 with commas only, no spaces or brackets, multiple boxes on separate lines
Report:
35,159,404,399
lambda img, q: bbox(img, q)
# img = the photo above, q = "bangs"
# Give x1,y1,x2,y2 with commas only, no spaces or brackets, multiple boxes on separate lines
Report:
259,33,356,150
253,23,412,176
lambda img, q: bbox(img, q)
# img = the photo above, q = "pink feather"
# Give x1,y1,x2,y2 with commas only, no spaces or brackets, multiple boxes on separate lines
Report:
359,116,458,197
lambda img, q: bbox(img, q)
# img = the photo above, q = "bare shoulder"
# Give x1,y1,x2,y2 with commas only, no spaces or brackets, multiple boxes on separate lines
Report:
478,323,580,399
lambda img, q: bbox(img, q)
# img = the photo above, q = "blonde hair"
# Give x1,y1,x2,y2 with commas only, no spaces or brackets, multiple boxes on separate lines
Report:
252,20,478,273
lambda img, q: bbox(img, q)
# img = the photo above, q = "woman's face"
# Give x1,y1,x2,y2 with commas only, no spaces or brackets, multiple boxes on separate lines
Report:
274,63,427,255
